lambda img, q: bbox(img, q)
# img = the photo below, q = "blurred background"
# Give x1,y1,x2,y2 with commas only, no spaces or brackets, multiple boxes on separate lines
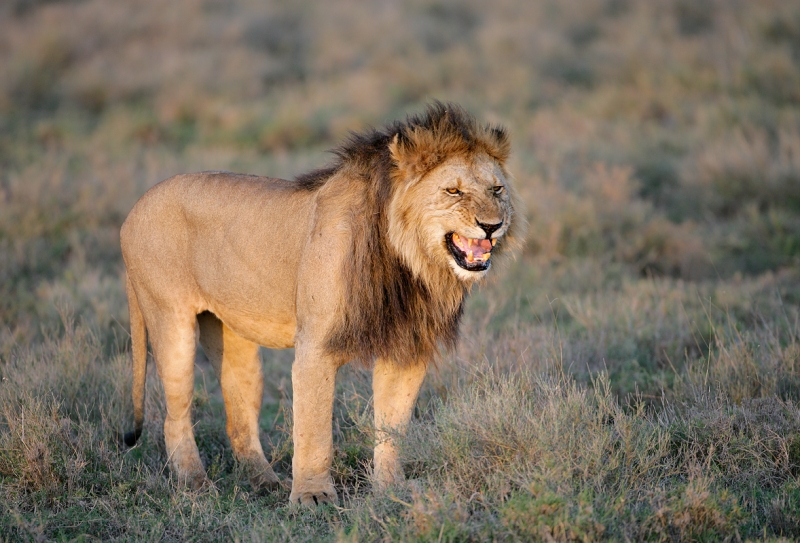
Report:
3,1,800,539
3,0,800,341
2,0,800,396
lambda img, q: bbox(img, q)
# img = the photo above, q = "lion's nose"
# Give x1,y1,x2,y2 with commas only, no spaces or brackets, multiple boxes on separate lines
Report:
477,220,503,238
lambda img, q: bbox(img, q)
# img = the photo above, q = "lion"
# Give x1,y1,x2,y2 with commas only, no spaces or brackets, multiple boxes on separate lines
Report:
120,102,524,506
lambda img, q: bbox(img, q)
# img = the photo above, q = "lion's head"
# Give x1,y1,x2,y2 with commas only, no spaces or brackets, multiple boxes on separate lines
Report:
388,151,520,284
298,102,525,364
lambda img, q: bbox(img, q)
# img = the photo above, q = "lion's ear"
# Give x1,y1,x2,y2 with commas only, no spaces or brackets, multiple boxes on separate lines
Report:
388,133,404,168
486,126,511,164
389,132,442,179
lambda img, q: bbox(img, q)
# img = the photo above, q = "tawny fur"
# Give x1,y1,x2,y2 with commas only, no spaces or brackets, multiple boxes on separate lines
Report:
121,102,524,506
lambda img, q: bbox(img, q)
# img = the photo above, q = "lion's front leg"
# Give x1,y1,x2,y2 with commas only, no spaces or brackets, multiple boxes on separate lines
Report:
289,344,339,506
372,358,427,489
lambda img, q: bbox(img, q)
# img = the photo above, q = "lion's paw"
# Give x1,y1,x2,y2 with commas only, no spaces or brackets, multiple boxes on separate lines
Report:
289,486,338,507
179,471,213,492
240,458,281,493
249,469,281,493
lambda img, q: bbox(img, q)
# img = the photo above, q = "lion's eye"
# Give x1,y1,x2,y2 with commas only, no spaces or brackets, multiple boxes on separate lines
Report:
445,187,462,195
492,185,504,194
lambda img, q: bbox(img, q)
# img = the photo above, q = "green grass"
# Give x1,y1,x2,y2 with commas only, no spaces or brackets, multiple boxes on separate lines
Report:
4,262,799,541
2,0,800,540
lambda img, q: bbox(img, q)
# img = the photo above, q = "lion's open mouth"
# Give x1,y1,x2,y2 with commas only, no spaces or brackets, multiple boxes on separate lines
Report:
445,232,496,271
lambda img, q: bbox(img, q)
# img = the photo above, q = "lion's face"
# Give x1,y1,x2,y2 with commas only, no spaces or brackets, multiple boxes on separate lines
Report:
388,154,516,283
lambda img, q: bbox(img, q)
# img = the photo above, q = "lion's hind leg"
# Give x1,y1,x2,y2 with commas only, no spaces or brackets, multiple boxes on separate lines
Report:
147,309,208,490
197,312,280,492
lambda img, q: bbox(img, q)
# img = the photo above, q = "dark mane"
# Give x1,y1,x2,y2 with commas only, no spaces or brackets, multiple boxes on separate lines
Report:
294,166,338,191
293,101,509,191
302,102,508,365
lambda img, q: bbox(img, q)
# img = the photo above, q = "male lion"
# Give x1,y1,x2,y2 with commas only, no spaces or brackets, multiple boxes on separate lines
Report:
121,102,523,505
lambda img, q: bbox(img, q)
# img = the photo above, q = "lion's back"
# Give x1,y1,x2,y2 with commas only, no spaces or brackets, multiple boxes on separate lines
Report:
121,171,318,313
123,171,310,250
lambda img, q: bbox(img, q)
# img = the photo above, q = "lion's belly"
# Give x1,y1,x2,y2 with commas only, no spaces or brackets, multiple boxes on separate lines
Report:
209,305,297,349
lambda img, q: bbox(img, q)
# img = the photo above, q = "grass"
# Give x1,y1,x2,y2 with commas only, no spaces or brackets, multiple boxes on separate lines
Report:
2,0,800,540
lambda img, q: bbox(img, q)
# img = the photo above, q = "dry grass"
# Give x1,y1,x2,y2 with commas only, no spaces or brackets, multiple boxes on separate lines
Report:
1,0,800,540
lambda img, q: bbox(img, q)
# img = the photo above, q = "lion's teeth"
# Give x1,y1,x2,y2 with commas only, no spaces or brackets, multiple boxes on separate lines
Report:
453,233,460,244
491,239,497,247
482,253,491,261
467,250,473,262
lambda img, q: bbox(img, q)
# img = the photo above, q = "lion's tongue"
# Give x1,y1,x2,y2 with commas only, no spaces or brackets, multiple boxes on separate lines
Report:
452,233,493,262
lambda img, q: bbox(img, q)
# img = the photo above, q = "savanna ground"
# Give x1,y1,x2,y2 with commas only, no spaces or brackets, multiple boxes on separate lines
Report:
2,0,800,540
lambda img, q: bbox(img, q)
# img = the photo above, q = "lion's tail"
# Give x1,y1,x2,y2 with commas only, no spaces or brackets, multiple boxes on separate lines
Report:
123,275,147,447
